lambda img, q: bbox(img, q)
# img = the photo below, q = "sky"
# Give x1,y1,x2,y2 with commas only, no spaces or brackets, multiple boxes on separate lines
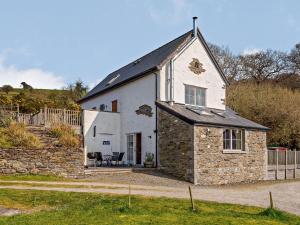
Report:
0,0,299,90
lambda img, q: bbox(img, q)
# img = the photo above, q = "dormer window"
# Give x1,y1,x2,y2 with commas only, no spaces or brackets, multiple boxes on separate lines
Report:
185,85,206,106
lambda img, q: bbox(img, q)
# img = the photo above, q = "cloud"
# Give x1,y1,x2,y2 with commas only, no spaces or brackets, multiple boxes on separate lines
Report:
0,49,66,89
242,48,262,55
0,63,66,89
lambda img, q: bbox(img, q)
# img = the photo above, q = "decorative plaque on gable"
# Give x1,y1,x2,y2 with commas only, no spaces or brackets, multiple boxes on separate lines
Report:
135,105,153,117
189,58,206,74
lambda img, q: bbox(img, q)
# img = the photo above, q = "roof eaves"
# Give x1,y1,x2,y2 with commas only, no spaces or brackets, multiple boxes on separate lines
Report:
194,121,270,131
196,29,230,86
155,101,196,125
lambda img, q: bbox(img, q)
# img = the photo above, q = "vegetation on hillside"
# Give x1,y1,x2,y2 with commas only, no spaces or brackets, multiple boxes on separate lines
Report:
0,122,42,149
0,80,89,113
49,123,80,148
227,82,300,148
0,189,298,224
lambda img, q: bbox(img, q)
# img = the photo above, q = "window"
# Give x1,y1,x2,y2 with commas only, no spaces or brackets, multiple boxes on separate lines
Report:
185,85,206,106
106,74,120,86
223,129,245,151
93,126,96,137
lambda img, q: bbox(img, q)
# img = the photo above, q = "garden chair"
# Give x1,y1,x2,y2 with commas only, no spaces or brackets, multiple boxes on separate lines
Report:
87,152,97,167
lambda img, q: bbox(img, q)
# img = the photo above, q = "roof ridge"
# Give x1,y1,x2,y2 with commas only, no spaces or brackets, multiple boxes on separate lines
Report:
102,29,193,77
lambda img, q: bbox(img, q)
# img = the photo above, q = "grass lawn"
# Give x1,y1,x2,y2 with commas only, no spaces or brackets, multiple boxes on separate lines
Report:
0,189,299,225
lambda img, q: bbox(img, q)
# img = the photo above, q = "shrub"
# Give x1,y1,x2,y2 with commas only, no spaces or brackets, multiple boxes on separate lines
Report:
0,123,42,149
49,123,79,148
0,110,13,128
59,134,80,148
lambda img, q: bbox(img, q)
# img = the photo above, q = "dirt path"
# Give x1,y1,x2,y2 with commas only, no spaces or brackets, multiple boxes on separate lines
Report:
0,180,299,216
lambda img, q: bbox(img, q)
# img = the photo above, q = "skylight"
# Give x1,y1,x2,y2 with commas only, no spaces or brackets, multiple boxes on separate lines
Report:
106,74,120,86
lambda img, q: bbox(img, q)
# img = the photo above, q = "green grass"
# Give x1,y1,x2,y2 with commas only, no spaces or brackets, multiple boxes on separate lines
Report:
0,189,299,225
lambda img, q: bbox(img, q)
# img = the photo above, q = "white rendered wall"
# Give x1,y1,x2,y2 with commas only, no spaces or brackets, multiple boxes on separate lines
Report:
83,110,120,165
160,38,226,110
81,74,157,165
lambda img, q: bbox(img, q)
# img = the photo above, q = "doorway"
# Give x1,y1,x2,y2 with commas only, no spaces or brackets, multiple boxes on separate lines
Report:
136,133,142,165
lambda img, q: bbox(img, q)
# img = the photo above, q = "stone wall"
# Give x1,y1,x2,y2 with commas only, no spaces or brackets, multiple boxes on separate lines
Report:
194,126,267,185
157,108,194,182
0,147,84,178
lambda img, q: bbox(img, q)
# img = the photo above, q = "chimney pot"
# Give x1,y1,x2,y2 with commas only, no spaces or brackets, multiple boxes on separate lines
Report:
192,16,198,37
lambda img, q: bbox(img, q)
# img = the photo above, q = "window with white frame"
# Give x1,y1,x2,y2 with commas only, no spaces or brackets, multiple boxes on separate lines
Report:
223,129,245,151
185,85,206,106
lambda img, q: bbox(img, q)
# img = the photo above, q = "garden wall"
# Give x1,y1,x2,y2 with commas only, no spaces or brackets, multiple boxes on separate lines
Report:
0,147,84,178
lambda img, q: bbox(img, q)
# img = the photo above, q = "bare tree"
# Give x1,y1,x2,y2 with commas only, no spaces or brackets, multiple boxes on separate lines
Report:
238,50,289,83
208,43,240,82
289,43,300,74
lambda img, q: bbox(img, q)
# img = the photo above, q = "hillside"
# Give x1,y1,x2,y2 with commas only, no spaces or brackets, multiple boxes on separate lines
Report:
0,88,79,113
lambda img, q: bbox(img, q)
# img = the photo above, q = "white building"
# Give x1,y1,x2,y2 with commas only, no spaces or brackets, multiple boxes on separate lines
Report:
79,18,268,183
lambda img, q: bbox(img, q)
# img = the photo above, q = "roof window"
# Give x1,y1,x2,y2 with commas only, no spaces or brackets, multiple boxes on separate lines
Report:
106,74,120,86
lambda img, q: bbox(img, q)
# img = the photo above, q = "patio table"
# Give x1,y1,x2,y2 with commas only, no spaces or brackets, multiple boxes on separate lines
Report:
103,154,112,166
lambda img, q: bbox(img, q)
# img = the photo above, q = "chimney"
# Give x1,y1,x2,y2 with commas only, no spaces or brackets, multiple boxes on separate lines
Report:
192,16,198,37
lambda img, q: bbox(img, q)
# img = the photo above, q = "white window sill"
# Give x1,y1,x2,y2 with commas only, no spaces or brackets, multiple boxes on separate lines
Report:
223,150,247,154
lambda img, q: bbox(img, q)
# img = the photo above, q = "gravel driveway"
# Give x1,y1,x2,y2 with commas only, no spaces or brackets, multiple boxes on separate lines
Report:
0,175,299,216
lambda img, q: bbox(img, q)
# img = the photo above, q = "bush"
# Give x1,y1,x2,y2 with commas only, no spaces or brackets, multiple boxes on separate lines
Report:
49,123,79,148
227,81,300,149
0,123,42,149
0,110,13,128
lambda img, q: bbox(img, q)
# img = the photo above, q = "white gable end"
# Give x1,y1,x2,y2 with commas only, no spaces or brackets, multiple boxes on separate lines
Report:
160,37,226,110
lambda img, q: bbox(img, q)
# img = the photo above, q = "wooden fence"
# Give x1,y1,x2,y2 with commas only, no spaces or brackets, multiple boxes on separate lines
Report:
1,106,81,127
268,150,300,180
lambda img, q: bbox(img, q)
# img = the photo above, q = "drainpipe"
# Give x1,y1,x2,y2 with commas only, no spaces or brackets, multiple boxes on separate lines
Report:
168,60,175,106
154,72,158,167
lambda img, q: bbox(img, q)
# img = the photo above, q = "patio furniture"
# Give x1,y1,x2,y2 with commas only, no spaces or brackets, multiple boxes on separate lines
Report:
95,152,103,167
112,152,125,166
103,154,113,166
87,152,97,167
112,152,119,162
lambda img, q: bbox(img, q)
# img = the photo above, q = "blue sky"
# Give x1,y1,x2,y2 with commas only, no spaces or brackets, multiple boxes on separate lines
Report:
0,0,299,89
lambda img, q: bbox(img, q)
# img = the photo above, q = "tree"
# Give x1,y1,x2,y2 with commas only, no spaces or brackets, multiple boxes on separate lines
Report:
208,43,240,82
227,82,300,149
1,85,13,94
67,80,89,101
289,43,300,74
21,82,33,91
238,50,289,83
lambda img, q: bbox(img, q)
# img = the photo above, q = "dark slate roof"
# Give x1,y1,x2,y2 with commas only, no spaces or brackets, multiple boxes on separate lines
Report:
78,29,229,103
156,101,269,131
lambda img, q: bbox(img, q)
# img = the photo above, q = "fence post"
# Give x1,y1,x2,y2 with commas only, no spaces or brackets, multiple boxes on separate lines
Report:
285,150,288,180
294,150,297,179
63,109,66,124
275,149,278,180
16,104,20,123
44,106,47,126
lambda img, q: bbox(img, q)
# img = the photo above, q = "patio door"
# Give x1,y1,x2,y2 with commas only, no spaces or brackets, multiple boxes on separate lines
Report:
127,134,135,165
